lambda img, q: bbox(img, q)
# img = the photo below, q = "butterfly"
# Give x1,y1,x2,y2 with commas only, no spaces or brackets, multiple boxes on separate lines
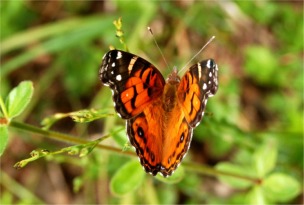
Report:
99,49,218,177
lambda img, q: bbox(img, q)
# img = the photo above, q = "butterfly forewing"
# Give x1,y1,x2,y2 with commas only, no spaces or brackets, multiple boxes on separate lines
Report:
99,49,218,177
178,59,218,128
99,50,165,119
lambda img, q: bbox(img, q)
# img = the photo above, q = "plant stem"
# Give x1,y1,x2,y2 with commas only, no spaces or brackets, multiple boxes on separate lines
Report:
10,121,261,184
183,162,261,185
9,121,135,157
1,171,44,203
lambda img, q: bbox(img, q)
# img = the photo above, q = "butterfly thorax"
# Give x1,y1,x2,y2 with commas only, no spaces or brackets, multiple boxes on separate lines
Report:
163,68,181,112
99,49,219,177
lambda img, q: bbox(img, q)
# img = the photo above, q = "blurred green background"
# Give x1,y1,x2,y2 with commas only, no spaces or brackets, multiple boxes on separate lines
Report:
0,0,303,204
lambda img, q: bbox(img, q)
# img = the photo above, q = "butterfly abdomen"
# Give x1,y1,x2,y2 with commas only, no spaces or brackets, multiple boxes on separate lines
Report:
99,49,218,177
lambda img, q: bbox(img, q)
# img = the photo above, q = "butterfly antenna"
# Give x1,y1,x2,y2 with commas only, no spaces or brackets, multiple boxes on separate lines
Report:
148,27,170,70
178,36,215,74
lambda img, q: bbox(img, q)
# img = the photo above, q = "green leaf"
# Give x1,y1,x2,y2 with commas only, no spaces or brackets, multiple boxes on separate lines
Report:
155,165,185,184
253,144,277,178
216,162,253,189
5,81,33,119
244,46,278,85
262,173,301,203
246,186,267,205
0,125,9,156
110,160,145,196
73,176,84,193
111,126,128,148
253,142,277,177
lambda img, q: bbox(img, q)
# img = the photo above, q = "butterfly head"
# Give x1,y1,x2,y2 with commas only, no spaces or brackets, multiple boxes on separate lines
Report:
99,49,219,177
166,66,180,84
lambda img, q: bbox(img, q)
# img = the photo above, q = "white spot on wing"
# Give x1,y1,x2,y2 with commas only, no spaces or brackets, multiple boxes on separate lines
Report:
209,72,212,77
112,62,115,67
128,56,138,74
197,63,202,79
203,83,207,90
116,51,122,59
116,74,122,81
206,59,211,69
195,120,200,127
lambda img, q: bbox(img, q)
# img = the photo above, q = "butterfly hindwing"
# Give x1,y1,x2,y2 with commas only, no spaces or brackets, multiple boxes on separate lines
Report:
99,49,219,177
160,116,193,176
126,97,193,177
99,50,166,119
178,59,218,127
126,100,163,176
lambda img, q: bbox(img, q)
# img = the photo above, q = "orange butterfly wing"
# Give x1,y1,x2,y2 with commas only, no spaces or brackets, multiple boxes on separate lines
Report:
99,50,165,119
178,60,218,128
99,50,218,177
126,95,193,176
158,59,218,176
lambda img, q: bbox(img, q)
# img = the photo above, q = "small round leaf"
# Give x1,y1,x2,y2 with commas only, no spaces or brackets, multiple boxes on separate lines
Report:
262,173,301,202
110,160,145,196
5,81,33,119
246,186,267,205
253,143,277,177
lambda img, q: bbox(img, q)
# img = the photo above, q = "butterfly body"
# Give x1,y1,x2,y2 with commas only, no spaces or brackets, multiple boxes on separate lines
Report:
99,49,218,177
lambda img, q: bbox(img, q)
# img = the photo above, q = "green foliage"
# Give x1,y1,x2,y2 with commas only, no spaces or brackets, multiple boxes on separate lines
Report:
3,81,33,119
14,136,105,169
244,46,279,86
216,163,253,189
111,126,130,148
1,1,302,204
110,160,146,196
262,173,301,203
253,143,277,178
41,108,114,129
244,173,301,205
155,165,185,184
0,126,9,156
216,141,301,204
0,81,33,156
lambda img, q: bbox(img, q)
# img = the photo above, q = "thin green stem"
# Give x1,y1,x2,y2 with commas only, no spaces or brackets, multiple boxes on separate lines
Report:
183,162,261,185
10,121,260,184
9,121,135,157
0,171,44,204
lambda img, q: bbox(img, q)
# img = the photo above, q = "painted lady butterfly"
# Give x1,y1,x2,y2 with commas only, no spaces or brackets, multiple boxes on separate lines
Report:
99,49,218,177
